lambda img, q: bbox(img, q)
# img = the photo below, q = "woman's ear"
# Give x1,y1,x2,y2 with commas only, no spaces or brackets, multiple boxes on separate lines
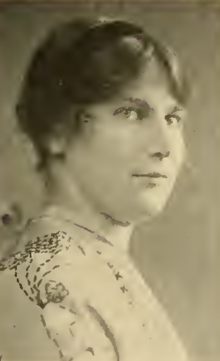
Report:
47,134,67,156
78,109,94,124
45,108,95,155
44,123,70,156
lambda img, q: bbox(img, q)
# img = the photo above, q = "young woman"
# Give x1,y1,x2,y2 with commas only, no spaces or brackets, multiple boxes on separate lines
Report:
0,17,190,361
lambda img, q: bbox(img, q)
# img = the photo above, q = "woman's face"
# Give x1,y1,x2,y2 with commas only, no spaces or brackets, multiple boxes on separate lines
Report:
65,62,187,223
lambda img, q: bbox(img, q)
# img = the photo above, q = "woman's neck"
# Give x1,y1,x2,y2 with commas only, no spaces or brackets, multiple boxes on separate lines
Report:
42,166,134,254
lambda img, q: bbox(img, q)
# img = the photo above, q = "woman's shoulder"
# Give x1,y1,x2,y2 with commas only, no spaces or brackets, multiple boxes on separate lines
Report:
0,209,190,361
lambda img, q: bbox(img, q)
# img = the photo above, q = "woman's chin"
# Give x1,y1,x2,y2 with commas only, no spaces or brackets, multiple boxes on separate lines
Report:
137,186,172,219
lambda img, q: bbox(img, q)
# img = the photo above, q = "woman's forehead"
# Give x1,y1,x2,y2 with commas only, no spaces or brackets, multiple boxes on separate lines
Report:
121,62,177,107
122,84,177,110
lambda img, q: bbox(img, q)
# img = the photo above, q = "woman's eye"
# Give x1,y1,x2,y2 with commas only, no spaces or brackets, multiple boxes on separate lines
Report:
165,114,182,126
123,109,138,121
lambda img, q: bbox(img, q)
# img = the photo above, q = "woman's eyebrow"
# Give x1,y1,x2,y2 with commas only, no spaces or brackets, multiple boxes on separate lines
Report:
170,105,183,114
116,101,182,113
163,105,183,115
122,97,153,109
113,96,154,118
122,97,155,116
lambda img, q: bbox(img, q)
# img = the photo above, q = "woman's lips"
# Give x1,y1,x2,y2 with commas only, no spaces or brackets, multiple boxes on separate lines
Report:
132,172,168,178
131,172,168,189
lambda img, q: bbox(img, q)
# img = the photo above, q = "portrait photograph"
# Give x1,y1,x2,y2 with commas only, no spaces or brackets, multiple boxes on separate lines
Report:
0,2,218,361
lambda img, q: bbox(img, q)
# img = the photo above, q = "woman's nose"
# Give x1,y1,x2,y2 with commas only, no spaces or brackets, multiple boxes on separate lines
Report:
145,122,170,158
150,151,170,161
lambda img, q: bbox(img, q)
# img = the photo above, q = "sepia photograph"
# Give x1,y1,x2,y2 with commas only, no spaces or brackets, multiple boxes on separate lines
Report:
0,2,218,361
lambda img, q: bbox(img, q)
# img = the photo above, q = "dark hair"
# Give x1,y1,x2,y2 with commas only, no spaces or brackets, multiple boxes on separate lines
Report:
16,17,189,172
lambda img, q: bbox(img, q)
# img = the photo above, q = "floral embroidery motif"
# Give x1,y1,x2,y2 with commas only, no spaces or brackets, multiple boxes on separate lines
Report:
45,281,69,303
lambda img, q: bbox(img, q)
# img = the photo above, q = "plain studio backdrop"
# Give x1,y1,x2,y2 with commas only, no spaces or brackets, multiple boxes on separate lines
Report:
0,2,219,361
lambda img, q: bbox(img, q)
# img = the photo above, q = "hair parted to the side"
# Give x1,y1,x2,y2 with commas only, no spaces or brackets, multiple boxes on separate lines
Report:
16,17,189,173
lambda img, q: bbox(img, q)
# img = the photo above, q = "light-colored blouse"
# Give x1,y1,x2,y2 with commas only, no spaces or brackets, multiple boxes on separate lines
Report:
0,206,190,361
